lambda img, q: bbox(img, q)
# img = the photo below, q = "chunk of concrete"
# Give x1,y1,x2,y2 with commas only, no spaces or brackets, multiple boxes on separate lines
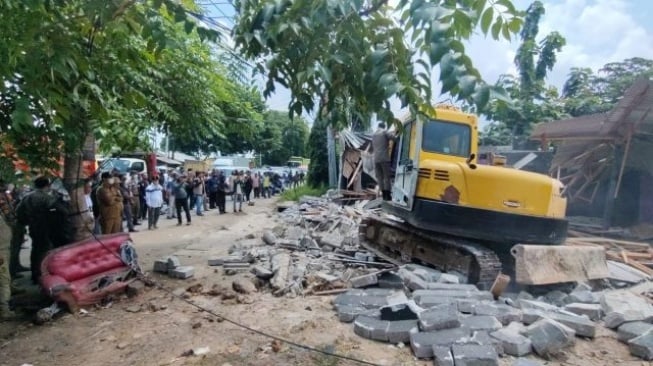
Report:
432,346,454,366
378,272,404,289
337,304,367,323
468,331,504,355
412,268,442,283
353,316,389,342
153,259,168,273
427,283,479,292
232,278,257,294
490,328,532,356
350,273,378,288
563,303,603,321
600,291,653,328
169,266,194,279
460,316,502,332
166,256,180,270
457,299,478,314
525,318,575,357
512,359,542,366
417,296,458,308
418,303,461,331
474,303,523,325
380,303,418,321
618,321,653,342
412,289,493,302
547,312,596,338
628,329,653,360
410,328,471,358
564,290,599,304
386,319,419,343
262,230,277,245
400,269,429,290
251,265,273,279
437,273,460,284
541,290,568,307
451,344,499,366
517,299,559,312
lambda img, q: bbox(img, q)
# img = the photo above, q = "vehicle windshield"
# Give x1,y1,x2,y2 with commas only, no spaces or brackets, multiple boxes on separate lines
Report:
422,120,471,157
102,159,131,173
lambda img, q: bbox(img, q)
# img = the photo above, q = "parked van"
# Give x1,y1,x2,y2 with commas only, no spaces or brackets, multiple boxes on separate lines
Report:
98,158,147,176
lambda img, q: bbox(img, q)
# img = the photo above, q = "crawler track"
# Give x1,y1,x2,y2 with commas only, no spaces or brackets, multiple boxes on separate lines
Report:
360,213,504,290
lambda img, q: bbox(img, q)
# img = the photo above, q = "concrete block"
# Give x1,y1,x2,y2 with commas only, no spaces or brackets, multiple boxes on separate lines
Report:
380,303,418,321
350,273,378,288
432,346,454,366
363,288,397,297
469,331,504,355
359,295,389,309
222,263,250,269
474,303,522,325
564,290,599,304
412,267,442,282
300,236,320,250
166,256,180,270
353,316,389,342
541,290,568,307
386,291,409,306
618,321,653,342
153,259,168,273
251,265,273,279
601,291,653,329
505,321,528,335
460,316,502,332
416,296,458,308
547,312,596,338
412,289,493,302
490,328,532,356
451,344,499,366
628,329,653,360
386,319,419,343
378,272,404,289
410,328,471,358
525,318,575,357
262,230,277,245
518,299,560,312
521,309,546,325
563,303,603,321
457,299,478,314
207,258,223,266
169,266,194,279
427,283,479,291
401,269,429,290
438,273,460,284
337,304,366,323
418,303,461,331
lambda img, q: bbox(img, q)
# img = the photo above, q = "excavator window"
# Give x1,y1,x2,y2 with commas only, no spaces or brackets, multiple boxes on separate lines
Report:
422,120,471,157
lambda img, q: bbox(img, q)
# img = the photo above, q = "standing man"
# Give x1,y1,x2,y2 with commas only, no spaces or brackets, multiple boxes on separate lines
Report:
252,173,260,199
206,172,219,209
243,172,253,203
145,176,164,230
173,175,191,226
129,172,141,227
232,171,244,213
138,173,148,222
0,181,28,279
166,171,177,219
372,122,395,201
216,171,227,215
96,172,123,234
119,175,137,233
192,172,205,216
15,177,57,283
262,173,271,198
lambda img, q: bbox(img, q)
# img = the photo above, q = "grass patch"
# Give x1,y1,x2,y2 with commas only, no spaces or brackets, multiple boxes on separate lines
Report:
280,184,328,201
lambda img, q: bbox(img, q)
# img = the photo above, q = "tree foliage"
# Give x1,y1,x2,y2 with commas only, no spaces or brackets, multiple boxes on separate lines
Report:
307,116,330,187
233,0,523,129
482,1,565,144
259,111,309,166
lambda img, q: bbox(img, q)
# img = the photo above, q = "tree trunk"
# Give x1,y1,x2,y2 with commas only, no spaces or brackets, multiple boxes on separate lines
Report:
63,133,94,242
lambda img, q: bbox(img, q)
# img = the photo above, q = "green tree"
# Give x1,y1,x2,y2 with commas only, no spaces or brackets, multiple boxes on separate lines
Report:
233,0,522,129
483,1,565,144
261,111,309,166
562,58,653,117
307,116,330,187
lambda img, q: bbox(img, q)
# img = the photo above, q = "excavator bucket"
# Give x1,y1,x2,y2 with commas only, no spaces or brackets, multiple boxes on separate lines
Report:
511,244,609,285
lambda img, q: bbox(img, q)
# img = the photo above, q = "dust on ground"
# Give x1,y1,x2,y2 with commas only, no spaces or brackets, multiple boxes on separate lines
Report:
0,199,645,366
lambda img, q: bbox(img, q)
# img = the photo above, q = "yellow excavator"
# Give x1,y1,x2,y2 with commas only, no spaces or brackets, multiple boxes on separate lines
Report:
362,105,606,289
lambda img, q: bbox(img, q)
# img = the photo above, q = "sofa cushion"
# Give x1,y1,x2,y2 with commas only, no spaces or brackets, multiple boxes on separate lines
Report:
45,233,130,282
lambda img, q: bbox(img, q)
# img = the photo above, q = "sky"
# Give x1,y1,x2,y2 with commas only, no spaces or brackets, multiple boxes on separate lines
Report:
202,0,653,120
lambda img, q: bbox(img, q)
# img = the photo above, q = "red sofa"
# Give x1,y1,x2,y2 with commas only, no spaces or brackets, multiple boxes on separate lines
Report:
40,233,136,312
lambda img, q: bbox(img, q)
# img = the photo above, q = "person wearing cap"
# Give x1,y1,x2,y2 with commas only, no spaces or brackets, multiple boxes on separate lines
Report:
15,176,57,283
96,172,124,234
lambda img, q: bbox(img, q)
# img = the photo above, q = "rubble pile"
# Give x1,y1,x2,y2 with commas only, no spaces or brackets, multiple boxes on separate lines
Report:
333,264,653,363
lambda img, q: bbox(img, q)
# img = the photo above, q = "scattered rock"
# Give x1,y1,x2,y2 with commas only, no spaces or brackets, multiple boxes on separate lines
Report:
563,303,603,321
600,291,653,329
490,328,533,356
192,322,202,329
618,321,653,342
525,318,575,357
169,266,195,279
628,329,653,360
451,344,499,366
124,305,141,313
116,342,129,350
432,346,454,366
418,303,461,331
460,316,503,332
126,280,145,298
232,278,257,294
350,273,378,288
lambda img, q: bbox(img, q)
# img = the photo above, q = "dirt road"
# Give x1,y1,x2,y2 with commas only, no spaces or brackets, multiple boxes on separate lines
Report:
0,198,644,366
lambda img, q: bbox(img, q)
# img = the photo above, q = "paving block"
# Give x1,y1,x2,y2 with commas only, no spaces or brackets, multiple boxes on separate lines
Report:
468,331,504,355
337,304,367,323
451,344,499,366
490,328,532,356
525,318,575,357
363,288,397,297
413,289,493,302
547,312,596,338
460,316,502,332
350,273,378,288
416,296,458,308
169,266,194,279
521,309,546,325
378,272,404,289
386,291,409,306
427,283,479,291
564,290,599,304
419,303,461,331
512,359,542,366
386,319,419,343
432,346,454,366
517,299,560,312
380,303,418,321
153,259,168,273
618,321,653,342
166,256,181,270
207,258,223,266
412,267,442,282
505,321,528,335
474,303,522,325
563,303,603,321
628,329,653,360
437,273,460,284
400,269,429,290
457,299,478,314
410,328,472,358
222,262,250,269
541,290,568,307
353,316,390,342
250,265,273,279
601,291,653,329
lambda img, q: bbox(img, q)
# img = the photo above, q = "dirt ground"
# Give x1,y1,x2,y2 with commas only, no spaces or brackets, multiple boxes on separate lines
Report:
0,198,648,366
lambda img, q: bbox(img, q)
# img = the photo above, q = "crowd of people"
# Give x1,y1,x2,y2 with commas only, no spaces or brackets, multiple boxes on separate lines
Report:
0,167,305,319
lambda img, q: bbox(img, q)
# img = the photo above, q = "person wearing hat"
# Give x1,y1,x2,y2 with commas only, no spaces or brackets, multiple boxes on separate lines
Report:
96,172,124,234
15,176,57,283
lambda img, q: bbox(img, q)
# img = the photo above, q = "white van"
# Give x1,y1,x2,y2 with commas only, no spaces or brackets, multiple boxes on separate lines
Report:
98,158,147,176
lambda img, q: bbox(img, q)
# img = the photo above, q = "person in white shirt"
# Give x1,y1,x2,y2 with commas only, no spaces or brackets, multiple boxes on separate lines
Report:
145,176,164,230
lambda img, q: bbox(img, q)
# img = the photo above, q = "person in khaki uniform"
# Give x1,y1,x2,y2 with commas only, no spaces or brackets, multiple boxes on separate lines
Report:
97,172,123,234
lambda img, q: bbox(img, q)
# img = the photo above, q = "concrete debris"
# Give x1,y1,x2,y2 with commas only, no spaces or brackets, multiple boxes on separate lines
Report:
232,278,257,294
350,273,379,288
153,259,169,273
628,329,653,360
251,265,273,280
618,321,653,342
600,290,653,328
169,266,195,279
451,344,499,366
410,327,471,358
418,303,460,331
432,346,454,366
490,328,532,356
270,253,291,293
524,318,575,357
512,359,542,366
563,303,603,321
473,303,523,325
262,231,277,246
460,316,503,332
